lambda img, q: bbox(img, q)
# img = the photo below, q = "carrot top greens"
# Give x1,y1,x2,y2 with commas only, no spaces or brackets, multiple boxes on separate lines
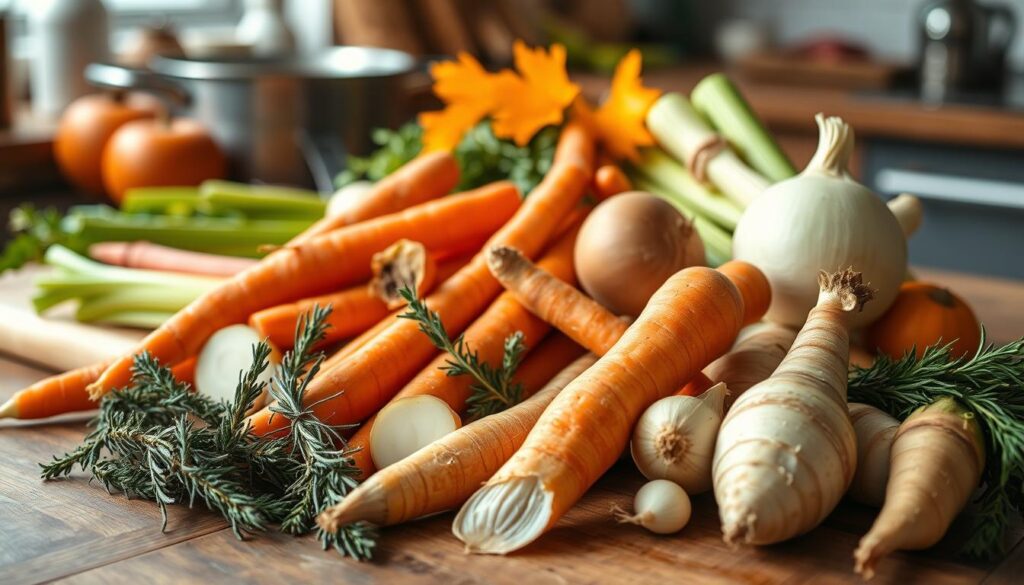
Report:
40,305,378,561
848,331,1024,559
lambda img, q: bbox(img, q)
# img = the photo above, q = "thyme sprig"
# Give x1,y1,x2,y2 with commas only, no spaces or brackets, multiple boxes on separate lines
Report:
848,330,1024,558
398,286,527,419
40,304,378,561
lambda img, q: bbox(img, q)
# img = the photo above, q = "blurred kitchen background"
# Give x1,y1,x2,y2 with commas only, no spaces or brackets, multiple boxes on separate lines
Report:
0,0,1022,278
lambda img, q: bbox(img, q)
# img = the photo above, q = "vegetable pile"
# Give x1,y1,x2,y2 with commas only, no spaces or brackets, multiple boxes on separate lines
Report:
4,41,1023,579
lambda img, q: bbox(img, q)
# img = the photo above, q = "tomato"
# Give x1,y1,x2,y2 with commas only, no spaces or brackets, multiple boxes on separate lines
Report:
102,117,227,202
53,93,161,198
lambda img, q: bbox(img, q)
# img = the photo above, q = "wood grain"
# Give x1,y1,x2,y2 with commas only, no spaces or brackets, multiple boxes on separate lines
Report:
1,268,1023,583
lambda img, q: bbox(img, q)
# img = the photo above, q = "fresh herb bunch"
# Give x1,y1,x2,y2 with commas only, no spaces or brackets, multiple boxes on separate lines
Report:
1,204,83,276
335,120,558,196
848,331,1024,559
398,286,526,419
41,305,378,560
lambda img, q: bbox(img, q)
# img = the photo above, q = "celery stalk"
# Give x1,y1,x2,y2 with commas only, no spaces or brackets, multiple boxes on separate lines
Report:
632,176,733,267
63,206,312,256
33,245,221,314
630,149,743,230
200,180,325,219
92,310,174,329
74,286,201,322
120,187,202,216
691,73,797,182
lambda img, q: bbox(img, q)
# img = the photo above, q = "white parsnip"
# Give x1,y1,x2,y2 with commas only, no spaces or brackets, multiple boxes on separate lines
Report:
847,403,900,508
854,398,985,579
713,269,873,545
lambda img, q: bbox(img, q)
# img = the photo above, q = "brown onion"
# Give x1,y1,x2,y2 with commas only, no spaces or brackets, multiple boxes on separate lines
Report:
574,191,704,317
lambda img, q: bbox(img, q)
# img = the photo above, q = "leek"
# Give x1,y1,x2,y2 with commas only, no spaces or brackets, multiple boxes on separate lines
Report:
691,73,796,182
630,149,743,230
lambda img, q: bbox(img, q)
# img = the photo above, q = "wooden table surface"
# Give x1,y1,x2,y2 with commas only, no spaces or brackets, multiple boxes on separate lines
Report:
2,267,1023,585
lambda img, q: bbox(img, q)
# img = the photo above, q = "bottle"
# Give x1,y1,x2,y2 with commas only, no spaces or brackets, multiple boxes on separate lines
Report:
27,0,110,116
236,0,296,57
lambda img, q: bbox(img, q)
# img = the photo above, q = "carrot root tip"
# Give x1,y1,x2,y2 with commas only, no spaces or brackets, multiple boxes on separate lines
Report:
0,397,17,419
453,477,553,555
853,537,883,580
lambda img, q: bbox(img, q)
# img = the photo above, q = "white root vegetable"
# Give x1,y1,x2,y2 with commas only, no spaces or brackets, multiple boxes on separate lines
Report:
847,403,900,508
705,322,797,410
886,193,923,238
854,398,985,579
369,395,461,470
646,92,770,207
713,269,872,545
326,180,375,218
732,114,907,329
630,382,727,494
614,479,692,535
195,324,278,408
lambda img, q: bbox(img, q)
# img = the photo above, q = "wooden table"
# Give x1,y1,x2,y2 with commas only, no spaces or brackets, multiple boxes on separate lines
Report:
2,267,1023,585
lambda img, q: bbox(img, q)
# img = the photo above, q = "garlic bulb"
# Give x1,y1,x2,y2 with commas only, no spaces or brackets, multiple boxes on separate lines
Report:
732,114,907,328
615,479,692,535
630,382,727,494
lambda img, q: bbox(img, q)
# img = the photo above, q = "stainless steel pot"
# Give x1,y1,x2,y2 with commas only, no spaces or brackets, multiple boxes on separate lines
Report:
85,47,417,191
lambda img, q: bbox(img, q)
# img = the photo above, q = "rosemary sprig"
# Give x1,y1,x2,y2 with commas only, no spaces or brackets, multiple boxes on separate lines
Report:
40,304,378,561
848,330,1024,558
397,286,527,419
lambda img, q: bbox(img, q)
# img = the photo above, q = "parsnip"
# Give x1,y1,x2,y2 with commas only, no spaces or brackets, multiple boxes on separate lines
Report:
713,269,872,545
847,403,900,508
854,398,985,579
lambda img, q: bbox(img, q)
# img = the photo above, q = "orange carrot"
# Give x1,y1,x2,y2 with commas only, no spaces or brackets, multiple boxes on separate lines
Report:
88,241,258,277
246,126,595,436
346,225,581,477
89,182,522,398
0,357,197,420
317,353,598,529
291,151,459,245
514,333,586,398
487,244,627,355
453,263,769,554
593,164,632,200
554,120,596,176
486,244,720,394
247,245,466,350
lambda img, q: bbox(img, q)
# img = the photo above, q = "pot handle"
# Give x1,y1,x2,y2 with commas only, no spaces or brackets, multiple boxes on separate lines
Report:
84,62,190,106
298,129,347,195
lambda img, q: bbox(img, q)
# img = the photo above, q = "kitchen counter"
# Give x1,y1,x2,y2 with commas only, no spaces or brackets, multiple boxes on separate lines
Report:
1,266,1022,584
579,63,1024,151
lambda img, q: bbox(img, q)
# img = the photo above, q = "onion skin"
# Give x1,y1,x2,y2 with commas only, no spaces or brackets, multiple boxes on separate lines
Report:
574,191,704,317
733,155,906,328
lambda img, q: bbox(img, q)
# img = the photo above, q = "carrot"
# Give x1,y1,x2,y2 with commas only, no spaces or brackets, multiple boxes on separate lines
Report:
593,164,632,200
290,151,459,245
486,245,627,355
854,398,985,579
0,357,197,420
88,241,258,277
714,270,872,546
317,353,598,529
89,182,521,399
246,127,595,436
345,225,581,478
453,263,765,553
514,333,586,398
554,120,596,176
248,246,467,350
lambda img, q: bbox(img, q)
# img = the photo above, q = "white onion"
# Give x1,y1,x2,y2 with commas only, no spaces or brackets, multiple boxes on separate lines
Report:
732,114,907,328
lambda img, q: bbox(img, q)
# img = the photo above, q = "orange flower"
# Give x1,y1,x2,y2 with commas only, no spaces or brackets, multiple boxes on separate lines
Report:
418,53,514,152
575,49,661,161
491,42,580,146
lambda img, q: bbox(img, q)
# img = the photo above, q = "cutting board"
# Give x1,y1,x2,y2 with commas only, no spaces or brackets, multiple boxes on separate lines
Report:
0,266,144,372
